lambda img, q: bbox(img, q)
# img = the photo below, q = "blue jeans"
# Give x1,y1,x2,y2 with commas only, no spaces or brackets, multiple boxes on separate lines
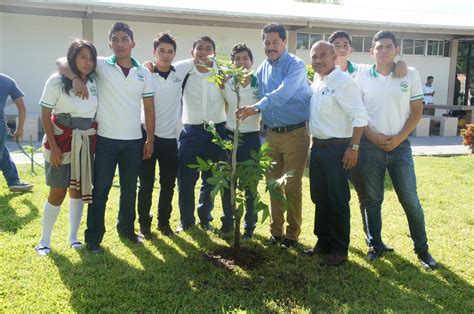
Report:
221,130,261,231
360,139,429,253
0,122,21,186
309,142,351,255
177,122,226,228
85,136,142,244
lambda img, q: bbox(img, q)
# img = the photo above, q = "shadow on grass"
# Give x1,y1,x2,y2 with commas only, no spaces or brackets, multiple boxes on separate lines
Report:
349,247,474,311
49,233,473,312
0,194,39,233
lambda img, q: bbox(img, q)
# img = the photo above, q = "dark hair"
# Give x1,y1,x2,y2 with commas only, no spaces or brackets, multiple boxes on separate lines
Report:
153,32,177,51
328,31,351,45
372,30,398,47
192,35,216,51
62,39,97,95
108,22,134,41
262,23,287,41
427,76,434,80
231,43,253,62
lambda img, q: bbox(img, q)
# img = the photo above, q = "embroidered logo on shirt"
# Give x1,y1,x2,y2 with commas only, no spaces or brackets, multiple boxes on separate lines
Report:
321,87,336,96
173,77,182,83
400,81,409,92
89,87,98,97
137,73,145,82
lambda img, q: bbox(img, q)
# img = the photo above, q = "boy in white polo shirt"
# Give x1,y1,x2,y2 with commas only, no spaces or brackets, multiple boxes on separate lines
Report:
137,33,193,237
219,43,261,239
324,30,404,253
355,30,437,269
58,22,155,253
177,35,227,232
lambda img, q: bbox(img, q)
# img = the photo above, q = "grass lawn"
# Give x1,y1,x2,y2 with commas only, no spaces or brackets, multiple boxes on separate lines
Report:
1,156,473,312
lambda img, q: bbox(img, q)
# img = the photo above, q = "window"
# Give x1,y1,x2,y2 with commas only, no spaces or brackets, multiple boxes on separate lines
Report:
297,33,309,50
363,37,372,52
310,34,322,48
351,36,363,52
414,40,425,55
444,41,450,57
427,40,446,56
296,32,323,50
402,39,414,55
350,35,372,53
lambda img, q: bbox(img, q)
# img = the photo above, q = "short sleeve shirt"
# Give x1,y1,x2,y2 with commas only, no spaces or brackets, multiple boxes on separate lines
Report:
39,74,98,118
355,65,424,136
95,56,154,140
224,75,261,133
142,59,194,139
0,74,24,119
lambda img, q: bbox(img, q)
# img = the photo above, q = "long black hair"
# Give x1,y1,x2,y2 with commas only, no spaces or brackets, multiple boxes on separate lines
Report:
62,39,98,95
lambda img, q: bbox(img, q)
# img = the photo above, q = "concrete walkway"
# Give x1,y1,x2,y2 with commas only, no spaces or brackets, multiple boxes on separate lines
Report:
6,135,472,165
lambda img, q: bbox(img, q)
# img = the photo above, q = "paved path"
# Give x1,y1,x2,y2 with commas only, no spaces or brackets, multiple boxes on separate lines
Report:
5,135,472,165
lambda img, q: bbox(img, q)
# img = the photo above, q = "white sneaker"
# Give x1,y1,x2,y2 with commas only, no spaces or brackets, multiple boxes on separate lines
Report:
9,182,34,193
35,246,51,256
70,241,83,249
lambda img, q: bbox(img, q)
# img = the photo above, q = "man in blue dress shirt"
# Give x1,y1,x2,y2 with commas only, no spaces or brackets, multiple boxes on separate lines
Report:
236,23,311,248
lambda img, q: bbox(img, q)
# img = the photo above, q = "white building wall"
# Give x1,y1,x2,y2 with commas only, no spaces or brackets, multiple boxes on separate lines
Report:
0,11,453,119
297,49,451,106
1,13,82,116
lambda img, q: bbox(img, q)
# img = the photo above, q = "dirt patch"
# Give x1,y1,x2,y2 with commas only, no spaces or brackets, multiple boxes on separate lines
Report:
204,246,265,271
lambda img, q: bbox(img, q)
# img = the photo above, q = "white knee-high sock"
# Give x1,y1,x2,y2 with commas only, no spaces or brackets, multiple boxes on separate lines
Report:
39,201,61,248
68,198,84,244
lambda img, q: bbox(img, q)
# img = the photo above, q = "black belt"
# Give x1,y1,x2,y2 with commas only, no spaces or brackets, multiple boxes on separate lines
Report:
268,122,306,133
226,129,260,137
183,122,226,129
313,137,351,148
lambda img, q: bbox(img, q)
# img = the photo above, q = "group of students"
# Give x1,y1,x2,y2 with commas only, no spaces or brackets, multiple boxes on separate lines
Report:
33,21,437,269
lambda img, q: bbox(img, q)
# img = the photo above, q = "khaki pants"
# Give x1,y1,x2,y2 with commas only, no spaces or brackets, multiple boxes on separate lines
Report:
266,125,310,241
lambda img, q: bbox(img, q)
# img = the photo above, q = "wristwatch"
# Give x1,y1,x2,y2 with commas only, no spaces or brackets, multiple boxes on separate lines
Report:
254,107,261,113
349,144,359,151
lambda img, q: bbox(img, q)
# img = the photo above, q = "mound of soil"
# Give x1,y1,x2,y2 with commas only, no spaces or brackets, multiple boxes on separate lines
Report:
204,246,265,271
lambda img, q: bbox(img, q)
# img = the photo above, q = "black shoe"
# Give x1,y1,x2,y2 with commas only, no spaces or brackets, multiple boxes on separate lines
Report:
382,243,395,252
281,238,298,249
417,250,438,269
139,227,153,240
266,235,283,245
158,224,175,236
242,230,254,240
320,254,348,267
302,245,330,256
366,247,383,262
119,233,144,244
199,222,215,231
86,243,103,254
219,225,234,233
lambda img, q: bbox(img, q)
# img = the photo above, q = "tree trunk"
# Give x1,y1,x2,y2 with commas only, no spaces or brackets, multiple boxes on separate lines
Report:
232,85,241,249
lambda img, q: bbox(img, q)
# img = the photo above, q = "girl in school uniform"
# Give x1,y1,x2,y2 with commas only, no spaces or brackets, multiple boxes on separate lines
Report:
36,39,98,256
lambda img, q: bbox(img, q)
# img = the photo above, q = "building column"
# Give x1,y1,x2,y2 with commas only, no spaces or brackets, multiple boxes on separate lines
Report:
287,29,296,54
82,17,93,42
447,39,458,106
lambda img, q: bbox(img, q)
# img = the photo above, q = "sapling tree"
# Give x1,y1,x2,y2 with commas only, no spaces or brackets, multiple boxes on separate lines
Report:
190,56,292,249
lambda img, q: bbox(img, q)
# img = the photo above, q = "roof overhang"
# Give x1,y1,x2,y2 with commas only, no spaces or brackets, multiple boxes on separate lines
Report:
1,0,474,36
